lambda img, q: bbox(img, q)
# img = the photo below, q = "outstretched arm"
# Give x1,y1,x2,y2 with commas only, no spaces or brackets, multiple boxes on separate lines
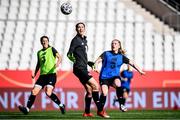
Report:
93,54,103,73
128,60,145,75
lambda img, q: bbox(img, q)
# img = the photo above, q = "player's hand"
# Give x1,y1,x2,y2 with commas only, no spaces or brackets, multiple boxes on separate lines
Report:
140,71,146,75
55,62,60,68
93,68,100,73
87,61,94,68
67,53,76,63
88,61,100,73
87,61,96,70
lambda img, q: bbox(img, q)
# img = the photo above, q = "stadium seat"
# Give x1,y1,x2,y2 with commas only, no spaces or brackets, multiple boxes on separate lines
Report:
164,34,173,70
116,2,125,22
144,37,153,70
153,34,163,70
135,14,144,22
106,1,116,22
18,6,28,20
0,52,9,63
5,21,16,34
0,21,5,34
126,9,135,22
8,61,19,70
8,6,18,19
20,0,29,8
28,7,38,20
16,21,26,34
1,0,10,7
18,62,30,70
10,0,20,7
38,7,48,20
114,23,124,40
3,33,13,42
0,6,8,19
87,1,96,21
48,5,57,20
77,1,87,21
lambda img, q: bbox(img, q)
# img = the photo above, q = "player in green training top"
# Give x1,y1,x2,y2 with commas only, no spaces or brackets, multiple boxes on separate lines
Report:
18,36,65,115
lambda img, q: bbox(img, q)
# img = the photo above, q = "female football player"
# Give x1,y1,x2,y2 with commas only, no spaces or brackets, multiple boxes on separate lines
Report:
18,36,65,115
67,22,109,118
94,39,145,116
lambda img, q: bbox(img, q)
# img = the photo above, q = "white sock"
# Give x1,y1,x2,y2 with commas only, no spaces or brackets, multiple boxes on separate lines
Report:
26,107,30,112
59,104,64,107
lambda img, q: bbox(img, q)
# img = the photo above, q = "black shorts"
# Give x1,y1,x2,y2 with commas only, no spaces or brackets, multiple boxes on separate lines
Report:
73,67,92,84
100,76,121,87
35,73,56,89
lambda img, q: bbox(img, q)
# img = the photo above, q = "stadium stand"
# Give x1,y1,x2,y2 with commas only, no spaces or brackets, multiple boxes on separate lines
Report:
133,0,180,31
0,0,180,71
163,0,180,11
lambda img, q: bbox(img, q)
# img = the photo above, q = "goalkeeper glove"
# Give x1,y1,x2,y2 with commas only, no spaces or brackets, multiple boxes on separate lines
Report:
67,53,76,63
87,61,95,69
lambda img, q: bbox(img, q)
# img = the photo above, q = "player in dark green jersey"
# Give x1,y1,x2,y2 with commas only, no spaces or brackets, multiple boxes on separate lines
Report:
67,22,108,118
18,36,65,115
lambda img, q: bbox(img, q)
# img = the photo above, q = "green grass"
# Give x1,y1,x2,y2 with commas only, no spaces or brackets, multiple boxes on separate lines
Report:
0,110,180,120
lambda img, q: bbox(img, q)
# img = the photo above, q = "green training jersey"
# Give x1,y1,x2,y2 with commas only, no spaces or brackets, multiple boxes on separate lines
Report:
37,47,56,75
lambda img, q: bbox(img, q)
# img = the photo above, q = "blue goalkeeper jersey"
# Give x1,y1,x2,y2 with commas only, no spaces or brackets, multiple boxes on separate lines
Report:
121,70,133,90
99,51,129,79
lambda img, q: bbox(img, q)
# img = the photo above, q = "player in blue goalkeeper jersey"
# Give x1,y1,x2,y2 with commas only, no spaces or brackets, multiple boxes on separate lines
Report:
94,39,145,116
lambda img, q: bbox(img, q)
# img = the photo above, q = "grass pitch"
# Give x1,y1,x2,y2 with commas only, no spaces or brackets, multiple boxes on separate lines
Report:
0,110,180,120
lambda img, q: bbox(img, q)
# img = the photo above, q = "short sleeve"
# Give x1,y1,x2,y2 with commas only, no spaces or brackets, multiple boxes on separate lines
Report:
52,47,58,57
99,52,106,59
122,55,129,64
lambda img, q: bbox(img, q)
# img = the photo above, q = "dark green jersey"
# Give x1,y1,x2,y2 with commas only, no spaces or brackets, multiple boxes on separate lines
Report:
37,47,57,75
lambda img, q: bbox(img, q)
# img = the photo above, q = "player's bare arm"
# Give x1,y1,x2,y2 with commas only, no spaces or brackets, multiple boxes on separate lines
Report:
32,61,40,79
55,53,62,68
128,60,145,75
94,56,103,73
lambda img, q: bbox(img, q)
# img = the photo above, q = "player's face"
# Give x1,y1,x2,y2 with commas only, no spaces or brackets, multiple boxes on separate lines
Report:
41,38,49,48
76,24,85,36
111,40,120,53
